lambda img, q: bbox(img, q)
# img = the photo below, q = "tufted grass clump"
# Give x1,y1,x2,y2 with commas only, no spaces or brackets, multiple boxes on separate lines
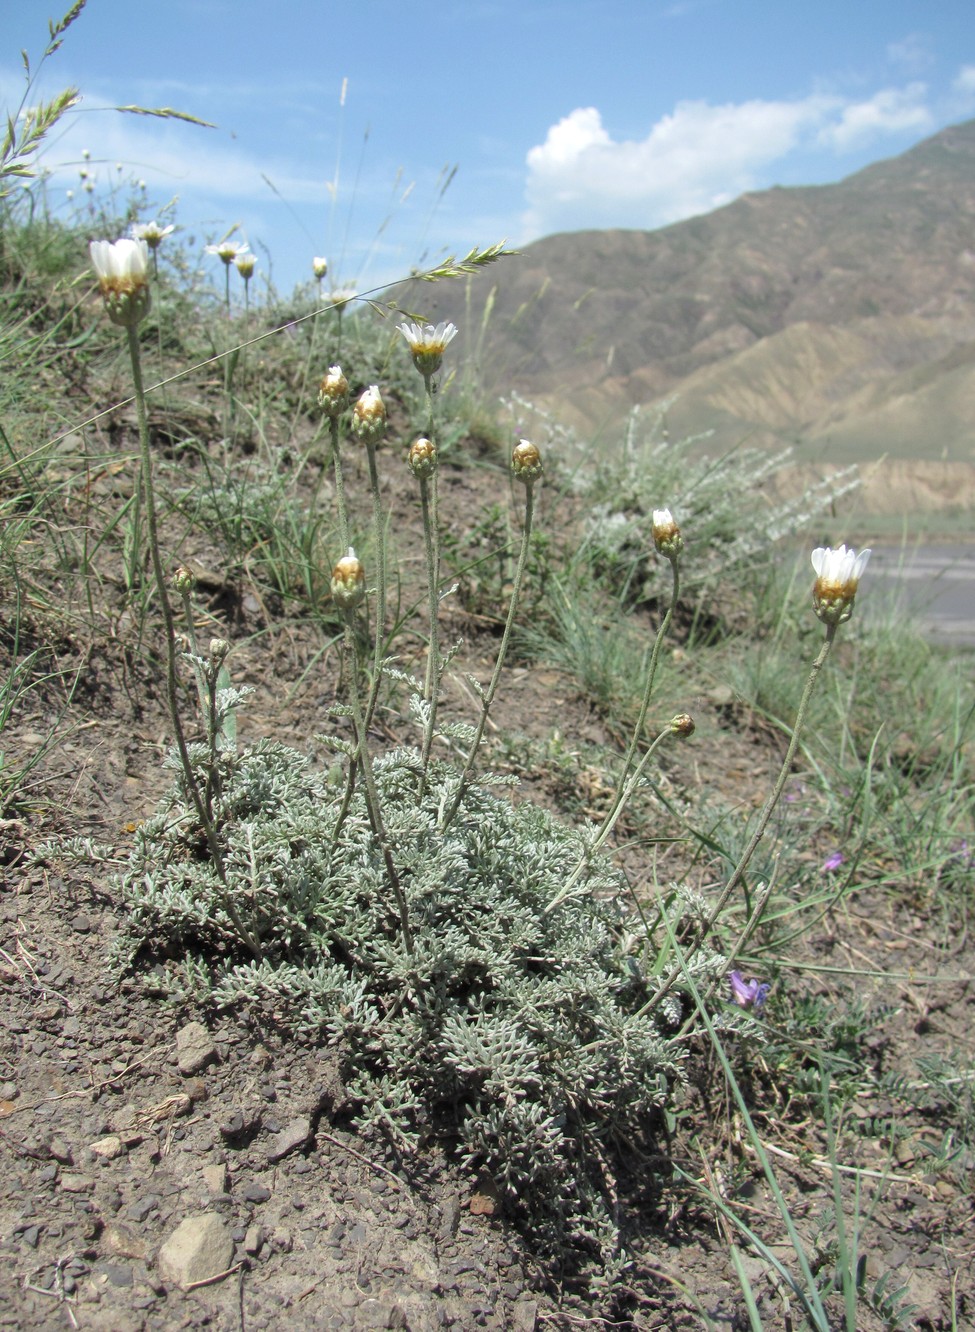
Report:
117,733,710,1274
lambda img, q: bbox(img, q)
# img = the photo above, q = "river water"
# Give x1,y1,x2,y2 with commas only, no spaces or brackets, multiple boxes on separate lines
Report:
862,545,975,649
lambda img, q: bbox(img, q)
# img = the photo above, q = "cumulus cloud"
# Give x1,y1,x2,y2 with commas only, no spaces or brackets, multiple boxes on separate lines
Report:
522,79,945,240
816,83,933,150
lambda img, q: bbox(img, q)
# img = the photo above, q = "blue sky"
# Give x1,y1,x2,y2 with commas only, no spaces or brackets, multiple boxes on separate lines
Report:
5,0,975,299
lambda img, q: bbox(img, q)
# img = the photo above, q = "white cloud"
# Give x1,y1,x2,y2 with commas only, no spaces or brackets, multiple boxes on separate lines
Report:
816,83,933,150
522,80,944,240
886,34,935,73
523,95,838,238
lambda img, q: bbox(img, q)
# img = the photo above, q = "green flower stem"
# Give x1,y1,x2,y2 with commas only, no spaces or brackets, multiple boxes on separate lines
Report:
442,479,536,829
342,611,413,953
640,622,837,1021
124,322,263,963
364,439,387,727
603,555,679,834
423,373,435,438
418,470,441,782
328,416,350,550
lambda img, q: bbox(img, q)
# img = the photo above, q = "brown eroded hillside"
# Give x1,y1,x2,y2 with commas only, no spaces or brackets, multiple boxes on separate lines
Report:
403,120,975,514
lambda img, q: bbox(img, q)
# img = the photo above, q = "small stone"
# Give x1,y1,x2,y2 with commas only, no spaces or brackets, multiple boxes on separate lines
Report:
104,1223,147,1260
157,1214,234,1289
243,1182,271,1204
243,1224,263,1255
91,1135,124,1160
439,1197,461,1238
266,1116,312,1163
48,1137,74,1165
60,1173,93,1193
512,1299,538,1331
202,1164,228,1195
128,1194,161,1223
175,1022,218,1075
100,1261,133,1288
19,1225,40,1250
70,912,91,933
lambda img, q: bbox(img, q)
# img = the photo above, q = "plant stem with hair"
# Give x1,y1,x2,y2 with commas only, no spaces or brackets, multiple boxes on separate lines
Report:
125,322,262,962
641,623,837,1020
342,610,413,952
442,477,536,829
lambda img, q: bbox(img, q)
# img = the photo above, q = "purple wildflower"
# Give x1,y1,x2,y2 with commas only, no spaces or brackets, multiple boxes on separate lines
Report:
729,971,770,1011
823,851,844,873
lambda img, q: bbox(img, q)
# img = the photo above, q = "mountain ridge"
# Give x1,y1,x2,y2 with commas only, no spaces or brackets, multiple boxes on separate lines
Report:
405,119,975,513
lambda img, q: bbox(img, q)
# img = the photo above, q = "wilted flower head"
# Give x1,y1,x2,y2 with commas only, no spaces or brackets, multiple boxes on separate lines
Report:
729,971,770,1011
652,507,683,560
511,439,542,484
235,252,257,279
811,544,871,625
351,386,386,445
312,256,328,279
132,220,174,250
396,319,458,378
318,365,349,418
89,238,151,326
408,437,437,479
331,547,365,610
206,239,250,266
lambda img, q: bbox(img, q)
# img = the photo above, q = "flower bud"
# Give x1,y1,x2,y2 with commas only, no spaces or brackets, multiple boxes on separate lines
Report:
351,386,386,445
811,544,871,625
312,256,328,280
670,713,695,737
511,439,542,484
652,508,683,560
235,253,256,279
318,365,349,418
171,566,197,594
408,437,437,479
89,238,152,327
209,637,230,664
331,547,365,610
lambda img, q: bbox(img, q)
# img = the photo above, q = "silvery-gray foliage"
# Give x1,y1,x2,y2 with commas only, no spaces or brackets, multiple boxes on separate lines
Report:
117,734,724,1273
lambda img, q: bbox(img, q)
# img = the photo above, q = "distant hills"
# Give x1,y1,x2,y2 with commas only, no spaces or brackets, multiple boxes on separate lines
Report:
406,120,975,519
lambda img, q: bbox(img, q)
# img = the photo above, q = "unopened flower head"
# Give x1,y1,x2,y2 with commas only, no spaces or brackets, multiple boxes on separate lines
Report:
396,319,458,378
729,971,770,1011
669,713,695,737
652,507,683,560
209,637,231,664
132,220,174,250
331,547,365,610
511,439,542,484
312,256,328,280
206,239,250,266
89,238,151,326
408,437,437,479
811,544,871,625
235,252,257,279
318,365,349,418
171,566,197,595
351,386,386,445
